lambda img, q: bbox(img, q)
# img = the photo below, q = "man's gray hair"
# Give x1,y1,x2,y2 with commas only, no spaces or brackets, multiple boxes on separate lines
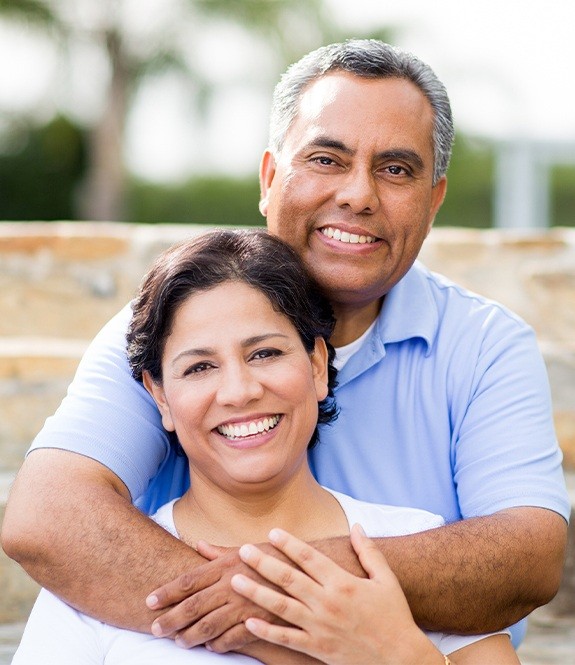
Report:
268,39,454,185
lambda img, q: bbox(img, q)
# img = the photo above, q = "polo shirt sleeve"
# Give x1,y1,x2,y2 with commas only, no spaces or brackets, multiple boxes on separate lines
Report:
450,305,569,521
27,304,171,502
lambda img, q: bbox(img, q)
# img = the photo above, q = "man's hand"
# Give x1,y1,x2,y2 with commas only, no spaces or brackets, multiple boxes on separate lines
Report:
146,541,290,652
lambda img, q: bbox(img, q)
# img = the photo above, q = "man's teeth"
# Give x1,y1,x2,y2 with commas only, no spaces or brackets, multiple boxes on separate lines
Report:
321,227,376,244
217,415,280,440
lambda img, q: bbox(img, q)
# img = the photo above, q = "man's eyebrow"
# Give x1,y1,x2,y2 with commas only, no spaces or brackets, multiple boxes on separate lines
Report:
305,136,354,154
304,138,425,171
378,149,425,171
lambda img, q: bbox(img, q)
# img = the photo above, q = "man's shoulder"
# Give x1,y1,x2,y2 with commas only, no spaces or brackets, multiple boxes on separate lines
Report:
409,262,531,338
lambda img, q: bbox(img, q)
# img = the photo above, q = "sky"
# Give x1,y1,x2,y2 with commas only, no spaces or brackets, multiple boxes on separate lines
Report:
1,0,574,182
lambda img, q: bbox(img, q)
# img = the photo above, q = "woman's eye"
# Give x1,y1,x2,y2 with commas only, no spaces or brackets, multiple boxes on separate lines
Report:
184,362,214,376
251,348,282,361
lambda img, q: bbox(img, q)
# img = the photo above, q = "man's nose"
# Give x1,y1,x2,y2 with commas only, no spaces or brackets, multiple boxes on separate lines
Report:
334,167,380,214
215,364,264,407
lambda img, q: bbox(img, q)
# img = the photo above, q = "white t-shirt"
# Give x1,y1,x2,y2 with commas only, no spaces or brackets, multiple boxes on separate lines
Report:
13,490,504,664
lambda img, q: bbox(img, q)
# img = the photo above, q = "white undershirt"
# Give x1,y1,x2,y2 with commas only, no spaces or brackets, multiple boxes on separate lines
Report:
333,319,377,370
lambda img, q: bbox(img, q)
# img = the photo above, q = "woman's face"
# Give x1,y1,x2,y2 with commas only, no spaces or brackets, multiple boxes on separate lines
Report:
144,281,329,496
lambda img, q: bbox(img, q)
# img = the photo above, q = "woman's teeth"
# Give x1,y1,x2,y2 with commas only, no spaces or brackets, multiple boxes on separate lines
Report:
217,415,280,440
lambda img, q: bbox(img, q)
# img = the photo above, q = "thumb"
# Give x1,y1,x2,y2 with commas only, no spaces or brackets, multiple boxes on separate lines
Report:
350,523,392,580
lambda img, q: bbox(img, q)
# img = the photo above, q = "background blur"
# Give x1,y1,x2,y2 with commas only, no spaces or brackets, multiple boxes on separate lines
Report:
1,0,574,228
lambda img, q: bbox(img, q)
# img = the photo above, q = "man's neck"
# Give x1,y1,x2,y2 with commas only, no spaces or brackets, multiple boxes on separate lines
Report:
330,297,383,347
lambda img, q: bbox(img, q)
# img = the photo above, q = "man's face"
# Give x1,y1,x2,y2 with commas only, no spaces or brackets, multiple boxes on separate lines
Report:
260,73,447,315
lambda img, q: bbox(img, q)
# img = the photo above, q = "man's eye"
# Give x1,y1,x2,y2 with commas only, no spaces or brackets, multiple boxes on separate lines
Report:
386,165,407,175
312,156,336,166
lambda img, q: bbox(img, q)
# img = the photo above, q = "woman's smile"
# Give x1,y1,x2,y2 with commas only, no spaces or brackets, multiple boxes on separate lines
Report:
216,414,282,444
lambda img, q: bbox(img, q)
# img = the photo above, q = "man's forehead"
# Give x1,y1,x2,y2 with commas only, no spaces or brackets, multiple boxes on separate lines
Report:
284,72,434,155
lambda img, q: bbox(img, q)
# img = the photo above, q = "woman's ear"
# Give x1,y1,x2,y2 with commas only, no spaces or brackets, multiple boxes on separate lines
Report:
143,371,175,432
311,338,330,402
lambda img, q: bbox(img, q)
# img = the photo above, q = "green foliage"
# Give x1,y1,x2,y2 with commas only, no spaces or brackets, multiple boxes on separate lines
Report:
0,0,56,24
552,165,575,227
127,175,264,226
436,135,494,228
0,116,86,221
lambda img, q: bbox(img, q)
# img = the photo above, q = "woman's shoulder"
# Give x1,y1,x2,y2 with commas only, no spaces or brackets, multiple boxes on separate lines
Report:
325,488,445,537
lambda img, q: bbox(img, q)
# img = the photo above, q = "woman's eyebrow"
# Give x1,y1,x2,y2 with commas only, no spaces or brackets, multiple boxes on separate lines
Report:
171,333,290,364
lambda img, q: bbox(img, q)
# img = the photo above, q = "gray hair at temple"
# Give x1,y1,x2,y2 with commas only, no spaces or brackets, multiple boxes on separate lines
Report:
268,39,455,185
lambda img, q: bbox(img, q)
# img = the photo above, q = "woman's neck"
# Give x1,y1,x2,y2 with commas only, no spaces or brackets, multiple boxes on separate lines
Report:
173,464,348,548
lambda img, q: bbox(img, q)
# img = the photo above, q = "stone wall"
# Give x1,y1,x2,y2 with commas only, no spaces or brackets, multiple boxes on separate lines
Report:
1,221,573,472
0,221,574,622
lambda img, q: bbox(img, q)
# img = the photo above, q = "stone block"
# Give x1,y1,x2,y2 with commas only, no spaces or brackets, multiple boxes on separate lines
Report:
0,339,85,468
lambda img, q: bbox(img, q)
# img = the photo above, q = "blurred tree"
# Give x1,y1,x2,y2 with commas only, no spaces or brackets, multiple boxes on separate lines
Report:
0,115,86,220
128,174,262,226
0,0,337,222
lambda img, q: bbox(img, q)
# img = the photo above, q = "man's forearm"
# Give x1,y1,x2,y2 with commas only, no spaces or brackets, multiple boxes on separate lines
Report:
1,449,201,632
311,507,567,634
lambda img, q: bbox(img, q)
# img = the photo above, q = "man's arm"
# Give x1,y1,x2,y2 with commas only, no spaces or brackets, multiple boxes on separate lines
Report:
324,507,567,633
2,448,322,664
145,505,566,651
1,448,202,631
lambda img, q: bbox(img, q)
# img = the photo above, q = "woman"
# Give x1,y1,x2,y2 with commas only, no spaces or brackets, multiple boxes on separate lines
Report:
13,229,518,664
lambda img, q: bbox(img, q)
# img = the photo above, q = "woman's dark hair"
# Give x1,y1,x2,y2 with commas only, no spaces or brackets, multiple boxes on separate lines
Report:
127,229,338,449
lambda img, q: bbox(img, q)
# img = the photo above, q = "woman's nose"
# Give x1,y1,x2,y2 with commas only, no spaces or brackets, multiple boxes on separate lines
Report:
215,364,264,407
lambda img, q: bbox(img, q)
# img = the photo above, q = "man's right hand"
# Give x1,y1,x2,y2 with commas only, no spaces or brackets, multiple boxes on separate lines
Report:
146,541,286,652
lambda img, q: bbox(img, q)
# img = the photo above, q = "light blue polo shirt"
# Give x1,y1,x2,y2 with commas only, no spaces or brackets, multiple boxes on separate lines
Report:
30,261,570,647
310,262,569,524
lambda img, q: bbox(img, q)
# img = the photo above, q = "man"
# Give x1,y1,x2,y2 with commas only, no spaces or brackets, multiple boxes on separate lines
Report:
2,39,569,655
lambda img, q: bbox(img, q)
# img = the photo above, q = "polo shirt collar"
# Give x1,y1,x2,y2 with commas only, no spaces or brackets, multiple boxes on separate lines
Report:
377,260,438,355
336,261,438,387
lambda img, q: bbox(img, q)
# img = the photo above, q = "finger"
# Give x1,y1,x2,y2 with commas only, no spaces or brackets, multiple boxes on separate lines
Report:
174,598,264,650
151,585,226,638
244,617,314,656
264,528,345,585
146,562,217,610
349,523,393,580
231,572,311,626
196,540,229,561
238,542,324,604
204,622,258,654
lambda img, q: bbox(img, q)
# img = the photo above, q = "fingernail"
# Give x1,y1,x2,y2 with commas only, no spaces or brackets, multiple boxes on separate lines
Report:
268,528,283,543
175,637,187,649
151,621,163,637
146,594,158,609
245,618,258,632
231,574,247,590
238,543,255,560
354,523,366,536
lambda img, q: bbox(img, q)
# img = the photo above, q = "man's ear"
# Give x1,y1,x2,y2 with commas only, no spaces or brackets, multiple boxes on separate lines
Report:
425,175,448,236
258,149,276,217
143,371,175,432
311,338,330,402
